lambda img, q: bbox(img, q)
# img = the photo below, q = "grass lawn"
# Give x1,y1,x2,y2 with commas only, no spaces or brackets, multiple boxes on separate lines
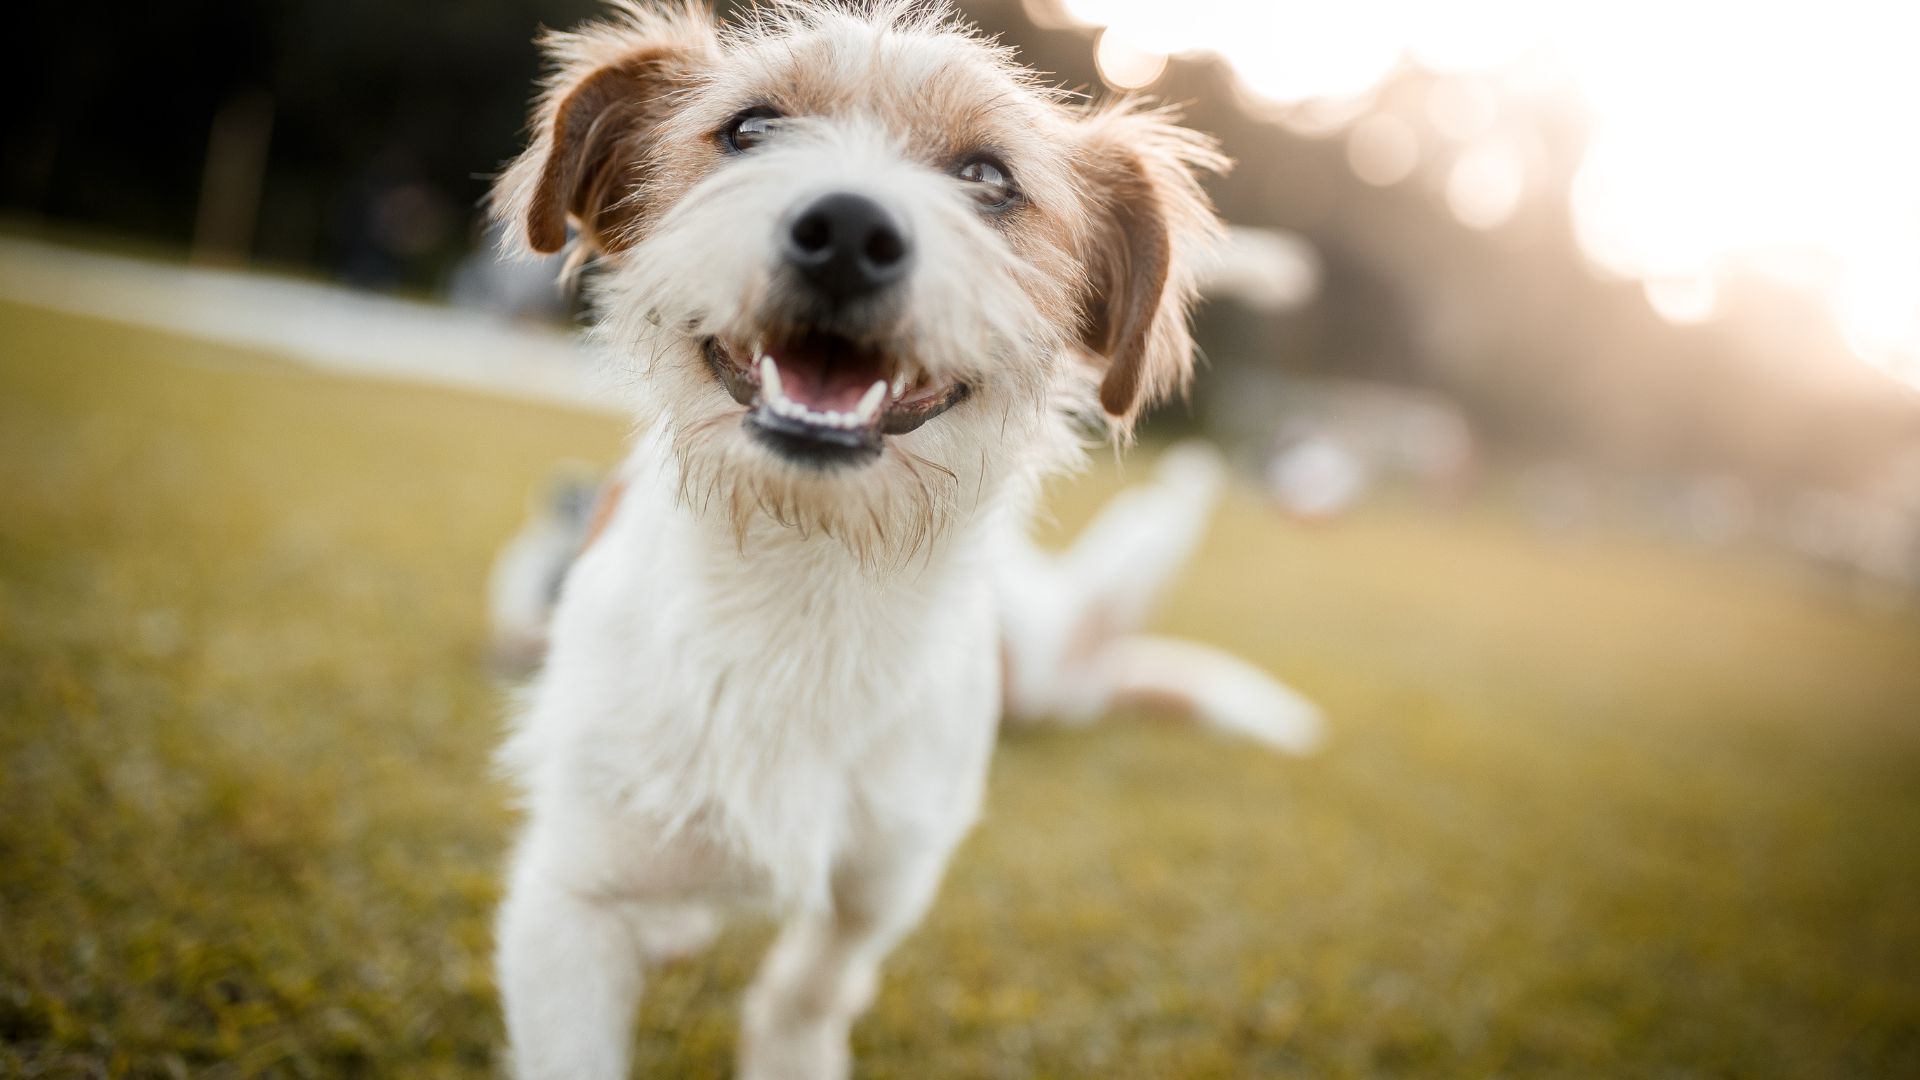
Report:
3,298,1919,1078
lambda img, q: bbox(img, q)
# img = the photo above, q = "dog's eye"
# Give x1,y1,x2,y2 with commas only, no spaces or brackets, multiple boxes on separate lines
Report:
956,156,1019,211
722,107,782,153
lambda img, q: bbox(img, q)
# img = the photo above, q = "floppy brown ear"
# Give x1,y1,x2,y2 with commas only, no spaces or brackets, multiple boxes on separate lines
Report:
1074,106,1228,430
493,2,716,258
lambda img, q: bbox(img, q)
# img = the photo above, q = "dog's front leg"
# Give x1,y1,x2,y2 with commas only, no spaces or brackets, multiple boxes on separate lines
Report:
497,842,645,1080
739,843,952,1080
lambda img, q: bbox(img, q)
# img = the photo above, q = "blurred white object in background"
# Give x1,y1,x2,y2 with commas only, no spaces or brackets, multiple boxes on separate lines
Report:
1672,473,1756,547
1517,459,1600,534
1785,486,1920,600
1210,373,1476,519
1266,435,1369,520
1193,226,1321,313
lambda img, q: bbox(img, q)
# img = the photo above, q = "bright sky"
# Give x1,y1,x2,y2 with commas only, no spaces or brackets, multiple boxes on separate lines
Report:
1040,0,1920,392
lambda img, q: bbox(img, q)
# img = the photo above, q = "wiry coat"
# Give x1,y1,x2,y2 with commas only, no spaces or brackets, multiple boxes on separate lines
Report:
490,3,1226,1077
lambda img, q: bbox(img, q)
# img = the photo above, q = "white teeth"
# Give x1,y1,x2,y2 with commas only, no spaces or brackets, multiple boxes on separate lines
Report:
758,355,806,419
891,371,909,399
855,380,888,423
755,354,887,431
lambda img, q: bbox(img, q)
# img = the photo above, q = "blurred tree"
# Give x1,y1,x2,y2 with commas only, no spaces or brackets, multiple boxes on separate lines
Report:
3,0,604,286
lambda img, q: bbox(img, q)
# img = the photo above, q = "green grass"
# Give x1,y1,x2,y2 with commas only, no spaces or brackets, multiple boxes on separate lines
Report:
3,299,1919,1078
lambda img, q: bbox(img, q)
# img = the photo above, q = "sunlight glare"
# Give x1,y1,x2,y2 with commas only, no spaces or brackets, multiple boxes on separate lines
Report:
1644,276,1719,326
1424,78,1499,143
1053,0,1920,389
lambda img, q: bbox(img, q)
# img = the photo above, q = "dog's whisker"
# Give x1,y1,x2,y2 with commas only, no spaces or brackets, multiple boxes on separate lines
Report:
905,449,957,486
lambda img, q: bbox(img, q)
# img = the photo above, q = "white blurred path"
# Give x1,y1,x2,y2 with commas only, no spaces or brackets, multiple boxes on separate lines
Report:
0,228,1317,416
0,237,612,413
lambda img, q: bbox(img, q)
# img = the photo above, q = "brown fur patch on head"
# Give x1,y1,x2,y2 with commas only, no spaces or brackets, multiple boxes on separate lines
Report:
1072,104,1228,433
492,1,718,259
491,1,1230,559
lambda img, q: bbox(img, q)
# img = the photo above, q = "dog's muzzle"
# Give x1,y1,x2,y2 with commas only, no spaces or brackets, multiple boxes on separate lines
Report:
695,190,969,469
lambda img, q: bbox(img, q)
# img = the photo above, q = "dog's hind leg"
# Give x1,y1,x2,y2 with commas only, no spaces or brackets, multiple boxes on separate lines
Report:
999,440,1324,750
1054,438,1230,632
999,440,1227,723
496,846,646,1080
739,844,951,1080
1099,633,1324,754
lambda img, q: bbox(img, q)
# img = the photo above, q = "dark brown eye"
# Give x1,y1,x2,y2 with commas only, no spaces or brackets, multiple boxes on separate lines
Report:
722,107,782,153
956,155,1018,210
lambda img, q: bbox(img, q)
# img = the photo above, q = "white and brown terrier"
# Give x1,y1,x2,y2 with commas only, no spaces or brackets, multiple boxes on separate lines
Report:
489,2,1319,1076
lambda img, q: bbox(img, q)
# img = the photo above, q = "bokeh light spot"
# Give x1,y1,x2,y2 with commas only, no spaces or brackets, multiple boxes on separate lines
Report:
1094,28,1168,90
1346,114,1420,187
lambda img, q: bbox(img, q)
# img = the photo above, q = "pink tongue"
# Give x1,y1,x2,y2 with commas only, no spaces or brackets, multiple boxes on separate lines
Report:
768,339,885,412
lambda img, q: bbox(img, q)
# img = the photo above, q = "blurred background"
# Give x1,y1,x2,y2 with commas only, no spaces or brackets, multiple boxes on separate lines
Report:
3,0,1918,1076
8,0,1920,574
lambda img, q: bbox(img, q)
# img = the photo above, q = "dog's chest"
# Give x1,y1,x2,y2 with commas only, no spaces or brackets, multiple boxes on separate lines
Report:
544,495,1001,904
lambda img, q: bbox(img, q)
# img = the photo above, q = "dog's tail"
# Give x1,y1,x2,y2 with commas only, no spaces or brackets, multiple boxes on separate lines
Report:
486,464,604,677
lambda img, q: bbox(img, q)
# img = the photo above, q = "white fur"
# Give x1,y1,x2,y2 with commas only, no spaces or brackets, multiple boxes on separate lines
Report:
494,14,1084,1071
491,5,1287,1077
500,418,1018,1078
997,441,1325,752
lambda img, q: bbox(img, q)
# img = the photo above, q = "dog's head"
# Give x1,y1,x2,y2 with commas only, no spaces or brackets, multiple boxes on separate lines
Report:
495,0,1224,561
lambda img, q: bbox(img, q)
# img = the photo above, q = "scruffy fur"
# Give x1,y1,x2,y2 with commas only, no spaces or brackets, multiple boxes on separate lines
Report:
491,3,1231,1076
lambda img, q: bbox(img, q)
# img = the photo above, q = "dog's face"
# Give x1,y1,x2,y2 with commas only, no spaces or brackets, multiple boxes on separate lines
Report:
496,0,1224,562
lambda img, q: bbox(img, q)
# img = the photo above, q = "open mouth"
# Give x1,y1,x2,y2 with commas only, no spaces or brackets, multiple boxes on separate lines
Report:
703,334,970,468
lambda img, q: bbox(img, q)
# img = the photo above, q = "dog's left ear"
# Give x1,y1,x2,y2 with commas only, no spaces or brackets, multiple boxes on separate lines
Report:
1073,106,1228,430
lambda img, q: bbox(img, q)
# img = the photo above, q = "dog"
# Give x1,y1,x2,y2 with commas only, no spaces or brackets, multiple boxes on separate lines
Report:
489,3,1315,1076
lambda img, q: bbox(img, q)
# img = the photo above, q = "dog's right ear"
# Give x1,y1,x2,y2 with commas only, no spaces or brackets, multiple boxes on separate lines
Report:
1071,104,1228,434
493,2,716,258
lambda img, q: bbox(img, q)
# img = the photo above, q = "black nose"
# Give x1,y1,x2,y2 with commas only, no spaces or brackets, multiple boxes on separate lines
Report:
783,192,911,305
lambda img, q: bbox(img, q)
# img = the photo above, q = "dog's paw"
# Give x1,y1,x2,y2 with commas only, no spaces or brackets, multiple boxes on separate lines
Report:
1234,696,1328,756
